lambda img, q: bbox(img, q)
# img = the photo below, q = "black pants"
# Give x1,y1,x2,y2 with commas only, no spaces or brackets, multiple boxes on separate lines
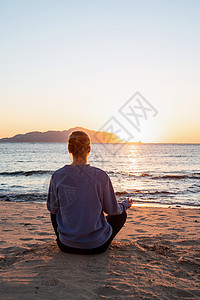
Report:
50,211,127,255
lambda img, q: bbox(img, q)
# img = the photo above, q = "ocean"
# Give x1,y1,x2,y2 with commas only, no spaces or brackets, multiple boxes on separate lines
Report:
0,143,200,208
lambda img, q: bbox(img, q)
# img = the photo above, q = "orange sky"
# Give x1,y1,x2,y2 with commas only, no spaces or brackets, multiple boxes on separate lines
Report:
0,1,200,143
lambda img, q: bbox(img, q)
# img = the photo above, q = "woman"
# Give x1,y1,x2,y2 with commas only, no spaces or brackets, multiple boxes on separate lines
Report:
47,130,133,254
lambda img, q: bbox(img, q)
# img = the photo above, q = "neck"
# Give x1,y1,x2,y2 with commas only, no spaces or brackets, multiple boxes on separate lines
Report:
71,156,87,165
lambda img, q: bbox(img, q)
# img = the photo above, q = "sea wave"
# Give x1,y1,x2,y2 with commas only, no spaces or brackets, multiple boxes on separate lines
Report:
1,169,200,180
0,189,177,203
0,193,47,202
108,171,200,180
115,190,176,197
1,192,199,207
152,174,200,180
0,170,53,176
0,190,176,202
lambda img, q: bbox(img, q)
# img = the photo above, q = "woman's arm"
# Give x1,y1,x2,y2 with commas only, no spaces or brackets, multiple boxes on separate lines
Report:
47,174,60,214
101,177,132,215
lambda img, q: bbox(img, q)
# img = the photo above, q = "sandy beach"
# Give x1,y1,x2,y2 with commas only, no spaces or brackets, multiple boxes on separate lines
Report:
0,202,200,300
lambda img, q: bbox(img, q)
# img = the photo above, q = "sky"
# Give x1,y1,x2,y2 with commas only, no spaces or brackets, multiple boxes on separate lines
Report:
0,0,200,143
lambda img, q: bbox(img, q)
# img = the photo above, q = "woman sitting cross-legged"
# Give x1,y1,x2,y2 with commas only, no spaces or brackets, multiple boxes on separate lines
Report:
47,130,133,254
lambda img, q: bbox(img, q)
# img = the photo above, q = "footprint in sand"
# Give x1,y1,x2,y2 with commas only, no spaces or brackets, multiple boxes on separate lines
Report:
129,221,140,224
41,277,59,286
35,238,53,242
36,232,52,236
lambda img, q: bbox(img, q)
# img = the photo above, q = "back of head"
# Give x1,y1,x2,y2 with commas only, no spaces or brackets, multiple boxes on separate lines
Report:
68,131,91,157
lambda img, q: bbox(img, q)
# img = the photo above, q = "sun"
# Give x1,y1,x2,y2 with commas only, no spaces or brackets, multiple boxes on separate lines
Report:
137,120,158,143
125,119,159,143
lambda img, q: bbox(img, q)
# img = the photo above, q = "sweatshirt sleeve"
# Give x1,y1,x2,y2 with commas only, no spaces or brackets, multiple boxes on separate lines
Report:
101,176,130,215
47,174,60,214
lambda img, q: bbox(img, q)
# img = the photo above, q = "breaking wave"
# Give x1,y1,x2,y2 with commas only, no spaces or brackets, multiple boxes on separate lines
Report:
0,170,53,176
108,171,200,180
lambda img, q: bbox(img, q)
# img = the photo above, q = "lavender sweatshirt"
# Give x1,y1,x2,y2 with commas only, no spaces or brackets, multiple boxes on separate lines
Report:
47,164,130,249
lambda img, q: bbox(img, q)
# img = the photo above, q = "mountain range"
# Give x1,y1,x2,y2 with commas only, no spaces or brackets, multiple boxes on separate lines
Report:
0,127,126,143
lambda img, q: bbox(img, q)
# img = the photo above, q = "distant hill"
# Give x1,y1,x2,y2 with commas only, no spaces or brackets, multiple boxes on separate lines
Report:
0,127,127,143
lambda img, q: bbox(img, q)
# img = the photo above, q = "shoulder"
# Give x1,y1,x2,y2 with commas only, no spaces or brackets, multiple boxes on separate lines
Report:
51,165,69,180
87,165,111,187
88,165,109,178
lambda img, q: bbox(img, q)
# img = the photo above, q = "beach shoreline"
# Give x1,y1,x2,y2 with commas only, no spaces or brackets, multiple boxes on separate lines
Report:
0,202,200,299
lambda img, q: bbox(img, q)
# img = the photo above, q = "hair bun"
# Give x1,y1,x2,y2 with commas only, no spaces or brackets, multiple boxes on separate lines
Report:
68,131,91,156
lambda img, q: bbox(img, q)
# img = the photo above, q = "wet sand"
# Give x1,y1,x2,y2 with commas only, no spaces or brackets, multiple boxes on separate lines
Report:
0,202,200,299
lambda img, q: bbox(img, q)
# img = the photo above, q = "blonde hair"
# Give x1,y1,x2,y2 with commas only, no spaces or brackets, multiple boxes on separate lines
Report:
68,131,91,157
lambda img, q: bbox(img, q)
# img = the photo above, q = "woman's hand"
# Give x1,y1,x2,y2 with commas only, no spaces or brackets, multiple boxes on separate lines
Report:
127,197,133,208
